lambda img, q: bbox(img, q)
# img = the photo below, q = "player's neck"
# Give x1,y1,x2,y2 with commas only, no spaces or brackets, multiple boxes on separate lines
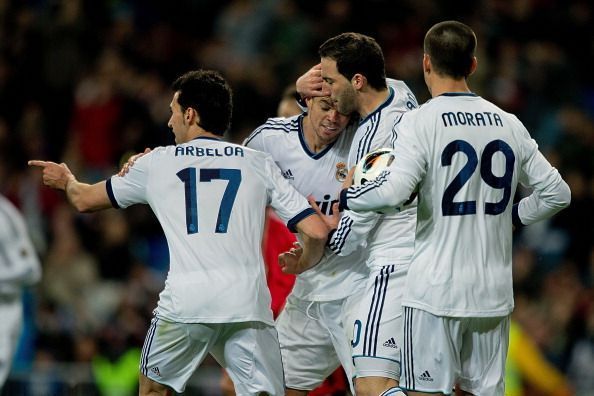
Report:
429,77,471,97
358,86,390,119
186,128,222,143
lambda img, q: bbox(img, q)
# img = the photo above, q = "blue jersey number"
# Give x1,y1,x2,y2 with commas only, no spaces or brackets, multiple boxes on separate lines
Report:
351,319,362,348
177,167,242,234
441,139,515,216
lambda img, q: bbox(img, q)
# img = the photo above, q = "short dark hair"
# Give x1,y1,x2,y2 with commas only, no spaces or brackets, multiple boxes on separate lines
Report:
424,21,476,79
319,32,387,90
172,70,233,136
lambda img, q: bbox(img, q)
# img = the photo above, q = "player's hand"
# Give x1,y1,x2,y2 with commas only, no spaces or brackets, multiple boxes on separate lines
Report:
118,147,151,176
27,160,74,191
308,196,340,229
278,242,304,274
296,64,330,98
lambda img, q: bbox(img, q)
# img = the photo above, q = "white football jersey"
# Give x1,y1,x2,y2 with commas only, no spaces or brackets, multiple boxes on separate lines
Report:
0,195,41,295
343,93,571,317
107,137,315,325
244,115,369,300
329,80,418,267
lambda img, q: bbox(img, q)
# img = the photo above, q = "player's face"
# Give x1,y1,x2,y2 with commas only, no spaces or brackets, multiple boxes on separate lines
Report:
167,91,189,144
307,96,350,144
320,57,359,115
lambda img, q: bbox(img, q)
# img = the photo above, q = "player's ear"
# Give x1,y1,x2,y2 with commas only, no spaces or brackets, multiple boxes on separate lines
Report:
468,56,478,76
187,107,200,126
351,73,365,90
423,54,431,74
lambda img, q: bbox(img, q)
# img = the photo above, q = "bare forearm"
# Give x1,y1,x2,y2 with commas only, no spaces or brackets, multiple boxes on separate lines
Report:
296,233,327,272
66,179,111,213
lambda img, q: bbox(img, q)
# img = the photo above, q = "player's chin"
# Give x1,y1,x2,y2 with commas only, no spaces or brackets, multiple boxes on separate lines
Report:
321,127,340,139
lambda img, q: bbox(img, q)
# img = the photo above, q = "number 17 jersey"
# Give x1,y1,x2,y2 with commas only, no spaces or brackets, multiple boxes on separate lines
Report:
107,136,315,325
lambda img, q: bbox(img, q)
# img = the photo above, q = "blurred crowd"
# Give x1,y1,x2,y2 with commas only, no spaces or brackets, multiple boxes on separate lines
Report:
0,0,592,395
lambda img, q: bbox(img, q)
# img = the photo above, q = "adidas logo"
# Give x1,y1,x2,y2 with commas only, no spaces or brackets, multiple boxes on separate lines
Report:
151,367,161,377
418,370,433,382
382,337,398,348
282,169,295,180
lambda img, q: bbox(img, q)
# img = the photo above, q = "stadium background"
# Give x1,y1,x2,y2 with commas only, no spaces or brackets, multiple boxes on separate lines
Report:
0,0,592,394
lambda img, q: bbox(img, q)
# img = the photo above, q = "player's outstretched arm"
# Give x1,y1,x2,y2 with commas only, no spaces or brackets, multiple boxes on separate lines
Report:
28,160,112,213
339,169,412,213
296,63,330,99
280,214,328,274
327,209,379,256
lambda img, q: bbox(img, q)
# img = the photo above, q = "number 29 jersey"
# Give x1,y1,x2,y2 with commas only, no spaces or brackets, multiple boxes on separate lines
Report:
387,93,569,317
107,136,315,325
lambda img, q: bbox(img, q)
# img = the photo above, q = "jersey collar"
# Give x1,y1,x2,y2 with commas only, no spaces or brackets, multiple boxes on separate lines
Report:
359,86,395,125
298,115,337,160
190,136,223,142
439,92,478,97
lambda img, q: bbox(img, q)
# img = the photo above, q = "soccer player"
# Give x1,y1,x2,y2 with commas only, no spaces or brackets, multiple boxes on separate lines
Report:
29,69,329,396
0,194,42,390
336,21,571,395
296,32,418,396
244,94,367,395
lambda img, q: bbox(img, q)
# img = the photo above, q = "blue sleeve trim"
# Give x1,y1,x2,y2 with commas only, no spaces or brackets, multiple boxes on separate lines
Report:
338,188,349,211
287,207,316,232
106,178,120,209
512,203,523,228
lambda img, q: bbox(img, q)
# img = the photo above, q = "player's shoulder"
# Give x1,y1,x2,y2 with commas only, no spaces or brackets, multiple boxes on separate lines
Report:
386,78,418,111
0,194,18,216
244,115,301,146
386,78,414,94
0,194,26,233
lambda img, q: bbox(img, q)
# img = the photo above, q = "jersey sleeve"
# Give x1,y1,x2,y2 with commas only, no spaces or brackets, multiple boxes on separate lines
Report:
327,209,380,256
341,113,426,212
261,153,314,232
243,123,268,151
107,151,152,209
513,123,571,226
387,78,418,110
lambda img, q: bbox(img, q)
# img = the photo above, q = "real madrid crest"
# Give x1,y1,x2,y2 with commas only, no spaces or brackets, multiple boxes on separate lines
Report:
335,162,348,182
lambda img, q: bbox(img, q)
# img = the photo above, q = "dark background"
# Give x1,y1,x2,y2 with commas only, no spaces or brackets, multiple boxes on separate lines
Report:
0,0,592,394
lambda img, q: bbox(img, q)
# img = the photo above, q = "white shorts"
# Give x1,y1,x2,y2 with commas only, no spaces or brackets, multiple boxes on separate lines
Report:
351,264,407,380
140,316,284,395
401,307,509,395
276,290,363,392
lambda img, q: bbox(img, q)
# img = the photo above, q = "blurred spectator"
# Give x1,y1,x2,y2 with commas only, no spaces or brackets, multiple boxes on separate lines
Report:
566,288,594,395
0,193,42,389
506,319,573,396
